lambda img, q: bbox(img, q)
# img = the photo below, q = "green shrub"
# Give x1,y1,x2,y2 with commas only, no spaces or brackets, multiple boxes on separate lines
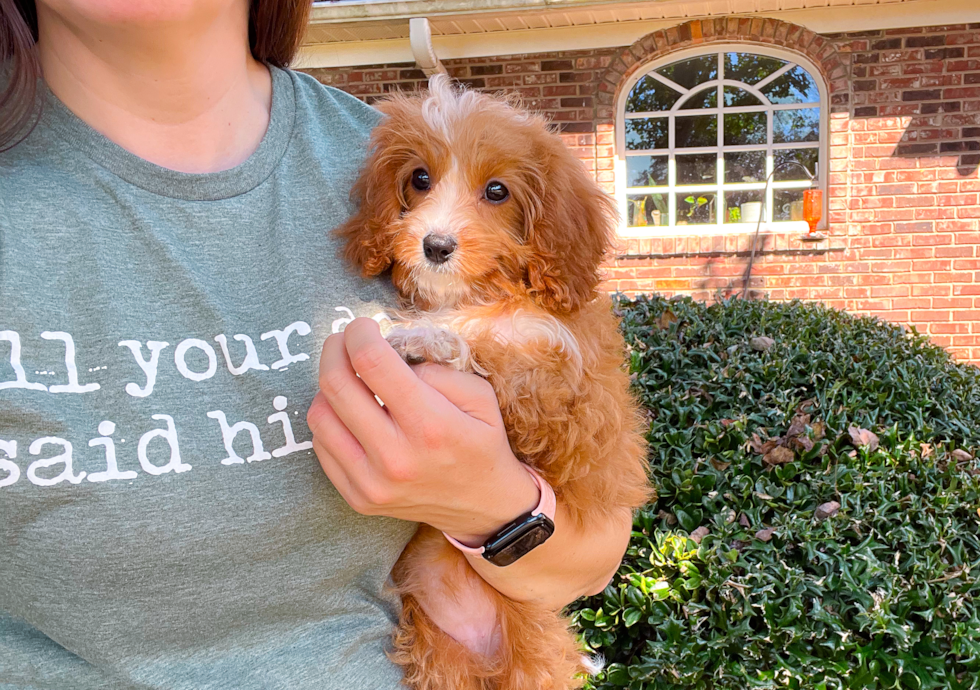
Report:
572,295,980,690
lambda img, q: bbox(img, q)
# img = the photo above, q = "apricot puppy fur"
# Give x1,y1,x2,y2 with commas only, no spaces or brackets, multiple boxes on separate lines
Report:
336,75,651,690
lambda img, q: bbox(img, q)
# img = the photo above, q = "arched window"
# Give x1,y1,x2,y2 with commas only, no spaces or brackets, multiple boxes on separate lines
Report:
616,46,828,234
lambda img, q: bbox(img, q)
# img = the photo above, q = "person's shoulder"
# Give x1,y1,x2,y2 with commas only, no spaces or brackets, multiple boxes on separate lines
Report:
0,118,70,208
275,68,382,215
284,68,382,144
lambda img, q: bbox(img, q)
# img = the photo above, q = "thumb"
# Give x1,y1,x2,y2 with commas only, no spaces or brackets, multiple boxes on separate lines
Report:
412,363,502,425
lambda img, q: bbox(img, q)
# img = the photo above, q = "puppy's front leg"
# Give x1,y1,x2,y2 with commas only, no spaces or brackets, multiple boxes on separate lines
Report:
386,325,481,374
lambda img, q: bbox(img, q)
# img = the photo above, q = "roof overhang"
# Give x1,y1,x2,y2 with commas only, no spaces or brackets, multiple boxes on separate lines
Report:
297,0,979,69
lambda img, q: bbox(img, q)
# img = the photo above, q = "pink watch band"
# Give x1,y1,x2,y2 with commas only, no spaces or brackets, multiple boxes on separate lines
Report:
443,465,557,556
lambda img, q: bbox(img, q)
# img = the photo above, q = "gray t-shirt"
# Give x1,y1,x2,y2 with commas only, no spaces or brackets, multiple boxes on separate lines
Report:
0,66,415,689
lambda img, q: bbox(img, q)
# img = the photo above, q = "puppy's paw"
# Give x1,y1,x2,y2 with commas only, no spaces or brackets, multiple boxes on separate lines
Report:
387,327,475,372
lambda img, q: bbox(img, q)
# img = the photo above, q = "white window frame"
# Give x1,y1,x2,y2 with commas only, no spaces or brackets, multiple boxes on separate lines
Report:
614,43,830,238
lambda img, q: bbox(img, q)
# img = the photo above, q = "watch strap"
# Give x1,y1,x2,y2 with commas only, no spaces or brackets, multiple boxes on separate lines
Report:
443,465,556,556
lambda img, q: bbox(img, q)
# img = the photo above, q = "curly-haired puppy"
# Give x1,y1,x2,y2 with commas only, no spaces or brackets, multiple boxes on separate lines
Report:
336,75,651,690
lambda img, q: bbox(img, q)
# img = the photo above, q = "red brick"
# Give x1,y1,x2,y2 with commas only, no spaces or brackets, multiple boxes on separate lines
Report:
929,323,971,334
912,233,953,245
936,246,977,258
894,295,936,309
867,285,908,298
877,183,917,195
934,271,977,283
912,259,952,271
867,310,913,322
938,194,980,206
932,297,974,308
872,261,913,273
653,279,691,290
913,284,952,296
893,272,937,284
843,286,871,299
911,310,952,322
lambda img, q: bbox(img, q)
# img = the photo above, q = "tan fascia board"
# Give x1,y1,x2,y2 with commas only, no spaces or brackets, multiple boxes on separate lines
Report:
311,0,708,24
297,18,670,68
296,0,980,69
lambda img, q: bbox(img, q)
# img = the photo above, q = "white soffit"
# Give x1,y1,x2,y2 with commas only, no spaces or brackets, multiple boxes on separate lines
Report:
296,0,978,69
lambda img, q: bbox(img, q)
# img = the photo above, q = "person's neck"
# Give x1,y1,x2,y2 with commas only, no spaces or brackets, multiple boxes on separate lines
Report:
36,4,273,174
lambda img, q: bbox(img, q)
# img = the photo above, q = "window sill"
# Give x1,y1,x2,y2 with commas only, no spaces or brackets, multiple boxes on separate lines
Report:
617,220,824,239
613,225,842,260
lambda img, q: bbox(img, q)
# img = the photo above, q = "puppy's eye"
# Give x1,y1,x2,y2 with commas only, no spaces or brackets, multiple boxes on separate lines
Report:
411,168,430,192
485,181,509,203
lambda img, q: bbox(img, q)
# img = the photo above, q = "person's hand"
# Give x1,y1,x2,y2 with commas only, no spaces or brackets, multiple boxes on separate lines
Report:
307,318,539,545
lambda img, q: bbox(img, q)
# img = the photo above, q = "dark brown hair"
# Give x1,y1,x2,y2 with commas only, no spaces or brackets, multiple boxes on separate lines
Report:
0,0,312,152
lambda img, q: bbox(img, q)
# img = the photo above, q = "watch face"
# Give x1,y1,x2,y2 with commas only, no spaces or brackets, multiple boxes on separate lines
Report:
483,513,555,567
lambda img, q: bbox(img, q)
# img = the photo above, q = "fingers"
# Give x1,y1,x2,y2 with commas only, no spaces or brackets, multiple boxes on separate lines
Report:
318,329,394,443
308,393,375,514
307,391,368,463
312,438,376,515
410,363,502,426
341,318,430,428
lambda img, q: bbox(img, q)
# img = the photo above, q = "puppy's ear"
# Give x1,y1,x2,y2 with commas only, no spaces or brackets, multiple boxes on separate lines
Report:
334,112,405,276
524,134,616,314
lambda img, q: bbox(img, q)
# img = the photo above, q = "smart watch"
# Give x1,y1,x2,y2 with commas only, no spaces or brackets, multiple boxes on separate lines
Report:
443,465,557,567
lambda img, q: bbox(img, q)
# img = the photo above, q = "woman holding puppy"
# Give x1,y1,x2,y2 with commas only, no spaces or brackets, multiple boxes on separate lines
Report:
0,1,635,687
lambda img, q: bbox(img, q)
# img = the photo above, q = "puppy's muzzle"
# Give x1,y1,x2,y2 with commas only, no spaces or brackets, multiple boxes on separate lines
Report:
423,234,457,265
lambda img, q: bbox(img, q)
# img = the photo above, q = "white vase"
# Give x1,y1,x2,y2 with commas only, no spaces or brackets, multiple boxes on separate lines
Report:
740,201,763,223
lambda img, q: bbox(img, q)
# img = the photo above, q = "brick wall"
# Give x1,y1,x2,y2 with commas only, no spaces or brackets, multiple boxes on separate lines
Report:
304,49,619,182
303,19,980,361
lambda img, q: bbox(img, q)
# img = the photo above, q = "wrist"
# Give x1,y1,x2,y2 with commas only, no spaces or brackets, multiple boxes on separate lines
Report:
445,462,541,547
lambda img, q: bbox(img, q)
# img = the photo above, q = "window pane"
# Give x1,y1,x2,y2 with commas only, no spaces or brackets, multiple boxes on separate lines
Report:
724,190,766,224
627,155,669,187
774,108,820,143
676,153,717,184
679,87,717,110
725,150,767,183
774,149,819,181
656,55,718,90
627,193,669,227
625,118,668,150
724,86,762,107
675,115,717,148
677,192,716,225
618,52,824,231
724,112,767,146
627,75,681,113
725,52,787,85
762,66,820,104
774,189,806,222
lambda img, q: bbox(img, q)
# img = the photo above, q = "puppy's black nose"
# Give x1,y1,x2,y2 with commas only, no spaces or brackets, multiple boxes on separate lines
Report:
423,234,457,264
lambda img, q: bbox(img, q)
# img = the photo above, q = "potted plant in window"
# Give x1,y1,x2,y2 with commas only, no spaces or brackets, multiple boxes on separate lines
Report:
629,192,668,227
678,195,712,225
650,194,668,226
